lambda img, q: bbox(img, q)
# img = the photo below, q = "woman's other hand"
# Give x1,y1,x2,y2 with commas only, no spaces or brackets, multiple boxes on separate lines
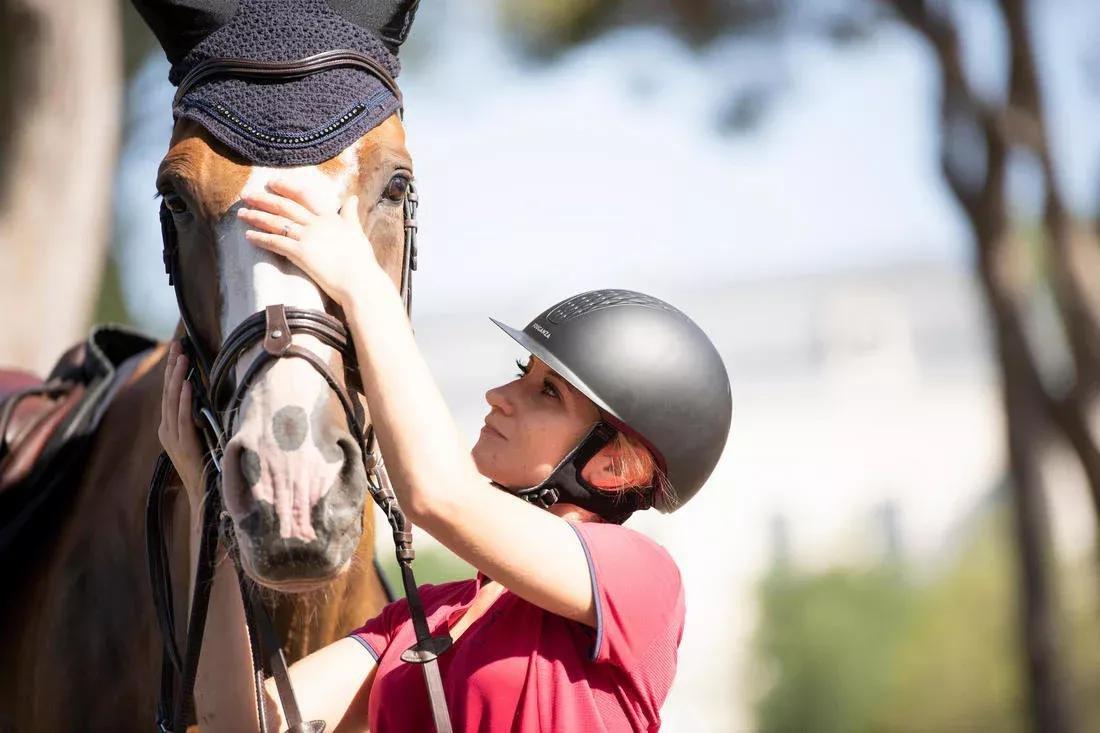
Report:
237,180,383,306
158,340,205,506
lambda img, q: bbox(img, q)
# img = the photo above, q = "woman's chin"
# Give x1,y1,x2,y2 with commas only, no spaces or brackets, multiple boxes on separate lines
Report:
470,444,548,489
470,440,496,476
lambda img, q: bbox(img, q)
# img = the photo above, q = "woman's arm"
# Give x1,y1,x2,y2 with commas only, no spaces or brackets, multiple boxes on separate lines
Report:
161,344,263,730
190,544,379,731
190,531,265,731
238,184,597,627
343,274,597,627
264,639,378,732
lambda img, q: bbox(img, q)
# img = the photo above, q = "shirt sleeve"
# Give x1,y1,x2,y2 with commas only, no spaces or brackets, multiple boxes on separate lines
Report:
347,595,415,662
569,522,686,669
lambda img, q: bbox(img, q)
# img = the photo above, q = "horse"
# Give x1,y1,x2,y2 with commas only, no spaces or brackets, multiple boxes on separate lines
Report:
0,4,420,730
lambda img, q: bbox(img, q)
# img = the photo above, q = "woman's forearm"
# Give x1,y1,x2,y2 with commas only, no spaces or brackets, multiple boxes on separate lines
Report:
184,508,368,730
188,518,280,732
344,271,482,521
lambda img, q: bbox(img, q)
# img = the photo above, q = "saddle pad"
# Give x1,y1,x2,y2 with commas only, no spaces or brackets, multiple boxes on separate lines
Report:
0,326,158,559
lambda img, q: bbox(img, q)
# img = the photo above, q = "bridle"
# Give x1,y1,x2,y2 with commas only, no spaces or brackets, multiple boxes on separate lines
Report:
146,49,453,733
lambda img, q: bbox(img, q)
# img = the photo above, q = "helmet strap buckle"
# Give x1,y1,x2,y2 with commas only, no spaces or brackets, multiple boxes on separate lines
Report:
511,422,648,524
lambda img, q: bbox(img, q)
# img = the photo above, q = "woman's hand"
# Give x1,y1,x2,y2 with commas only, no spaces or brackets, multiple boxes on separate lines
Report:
159,340,206,506
237,180,384,306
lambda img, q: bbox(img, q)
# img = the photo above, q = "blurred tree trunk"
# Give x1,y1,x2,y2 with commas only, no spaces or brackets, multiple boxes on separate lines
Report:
893,1,1100,731
0,0,122,373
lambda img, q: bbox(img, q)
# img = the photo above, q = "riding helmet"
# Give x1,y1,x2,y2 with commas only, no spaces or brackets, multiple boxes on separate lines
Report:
491,289,732,515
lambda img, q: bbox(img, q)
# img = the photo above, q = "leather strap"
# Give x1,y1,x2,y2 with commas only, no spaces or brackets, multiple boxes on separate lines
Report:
146,453,183,732
172,468,224,727
236,558,326,733
512,421,653,524
174,49,401,109
263,305,293,356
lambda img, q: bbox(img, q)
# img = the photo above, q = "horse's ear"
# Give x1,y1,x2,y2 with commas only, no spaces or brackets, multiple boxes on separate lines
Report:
130,0,239,65
328,0,422,54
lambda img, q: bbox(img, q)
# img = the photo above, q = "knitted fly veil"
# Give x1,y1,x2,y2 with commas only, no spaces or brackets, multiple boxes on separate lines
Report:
132,0,420,166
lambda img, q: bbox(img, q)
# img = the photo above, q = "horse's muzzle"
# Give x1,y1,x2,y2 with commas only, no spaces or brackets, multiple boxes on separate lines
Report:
222,432,367,583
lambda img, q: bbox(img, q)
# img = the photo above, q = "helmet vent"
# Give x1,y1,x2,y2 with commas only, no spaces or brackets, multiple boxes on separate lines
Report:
546,289,681,324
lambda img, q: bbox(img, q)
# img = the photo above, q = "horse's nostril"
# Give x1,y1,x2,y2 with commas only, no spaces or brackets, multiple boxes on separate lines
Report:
317,433,345,464
336,437,365,485
241,447,262,488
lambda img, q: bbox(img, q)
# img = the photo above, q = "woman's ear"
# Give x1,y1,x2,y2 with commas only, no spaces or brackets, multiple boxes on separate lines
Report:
582,444,628,491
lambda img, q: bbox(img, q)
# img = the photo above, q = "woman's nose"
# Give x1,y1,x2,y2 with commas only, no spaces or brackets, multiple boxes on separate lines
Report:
485,382,515,415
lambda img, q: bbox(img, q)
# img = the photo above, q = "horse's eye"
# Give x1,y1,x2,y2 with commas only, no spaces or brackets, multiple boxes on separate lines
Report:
383,174,410,203
163,192,188,214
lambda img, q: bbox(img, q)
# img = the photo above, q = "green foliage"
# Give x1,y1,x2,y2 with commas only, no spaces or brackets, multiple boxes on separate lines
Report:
376,543,474,598
499,0,613,57
498,0,788,56
92,251,134,326
752,510,1100,732
870,516,1024,733
497,0,886,58
866,512,1029,730
1062,552,1100,726
753,565,914,733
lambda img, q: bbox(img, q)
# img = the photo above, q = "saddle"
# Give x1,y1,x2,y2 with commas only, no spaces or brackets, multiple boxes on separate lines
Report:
0,326,158,556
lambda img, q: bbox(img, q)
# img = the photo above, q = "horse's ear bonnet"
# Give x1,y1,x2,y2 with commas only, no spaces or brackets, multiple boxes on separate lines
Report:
131,0,420,166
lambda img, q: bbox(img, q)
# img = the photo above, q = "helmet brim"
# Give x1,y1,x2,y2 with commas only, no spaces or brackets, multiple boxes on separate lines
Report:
489,317,624,424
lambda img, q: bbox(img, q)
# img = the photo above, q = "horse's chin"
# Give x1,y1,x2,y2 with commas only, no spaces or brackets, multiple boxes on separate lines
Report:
251,563,352,594
240,553,354,594
232,524,360,592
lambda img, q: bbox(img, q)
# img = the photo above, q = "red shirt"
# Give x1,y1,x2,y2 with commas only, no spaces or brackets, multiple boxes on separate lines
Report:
349,521,685,732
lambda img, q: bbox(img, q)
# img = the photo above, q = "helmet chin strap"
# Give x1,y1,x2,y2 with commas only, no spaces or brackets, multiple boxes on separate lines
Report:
504,422,654,525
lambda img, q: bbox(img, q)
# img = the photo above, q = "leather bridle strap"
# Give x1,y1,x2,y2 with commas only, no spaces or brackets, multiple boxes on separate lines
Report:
233,543,324,733
371,461,453,733
211,306,369,447
173,50,402,109
173,465,225,728
145,452,184,729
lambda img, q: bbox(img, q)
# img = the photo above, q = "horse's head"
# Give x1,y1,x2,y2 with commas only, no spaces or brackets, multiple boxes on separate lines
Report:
157,115,411,589
136,0,421,591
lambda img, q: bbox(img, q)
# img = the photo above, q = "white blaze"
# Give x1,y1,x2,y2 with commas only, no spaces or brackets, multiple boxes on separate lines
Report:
216,148,360,539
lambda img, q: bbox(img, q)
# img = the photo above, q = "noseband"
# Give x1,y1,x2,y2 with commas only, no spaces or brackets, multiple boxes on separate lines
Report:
146,49,453,733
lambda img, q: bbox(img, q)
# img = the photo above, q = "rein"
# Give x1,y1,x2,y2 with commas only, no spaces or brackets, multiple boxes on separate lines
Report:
145,50,453,733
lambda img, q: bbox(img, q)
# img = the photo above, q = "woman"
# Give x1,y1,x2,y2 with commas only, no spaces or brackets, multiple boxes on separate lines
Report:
159,179,732,732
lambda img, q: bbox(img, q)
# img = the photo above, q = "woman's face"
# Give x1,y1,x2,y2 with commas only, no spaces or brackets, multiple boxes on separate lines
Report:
472,356,601,488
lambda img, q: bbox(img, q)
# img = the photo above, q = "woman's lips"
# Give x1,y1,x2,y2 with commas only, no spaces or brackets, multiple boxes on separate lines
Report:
480,423,506,441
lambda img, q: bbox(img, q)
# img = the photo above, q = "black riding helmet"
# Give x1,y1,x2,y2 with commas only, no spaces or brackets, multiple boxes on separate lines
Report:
491,289,732,523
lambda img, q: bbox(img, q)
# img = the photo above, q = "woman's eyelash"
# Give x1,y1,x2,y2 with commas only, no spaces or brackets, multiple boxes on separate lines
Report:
513,359,560,399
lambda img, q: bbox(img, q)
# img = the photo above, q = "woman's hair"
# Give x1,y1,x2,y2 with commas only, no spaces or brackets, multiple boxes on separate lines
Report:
605,429,676,511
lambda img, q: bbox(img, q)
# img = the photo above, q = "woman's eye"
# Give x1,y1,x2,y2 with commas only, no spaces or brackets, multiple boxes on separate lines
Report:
163,192,188,214
514,358,530,378
541,381,560,400
383,174,410,203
